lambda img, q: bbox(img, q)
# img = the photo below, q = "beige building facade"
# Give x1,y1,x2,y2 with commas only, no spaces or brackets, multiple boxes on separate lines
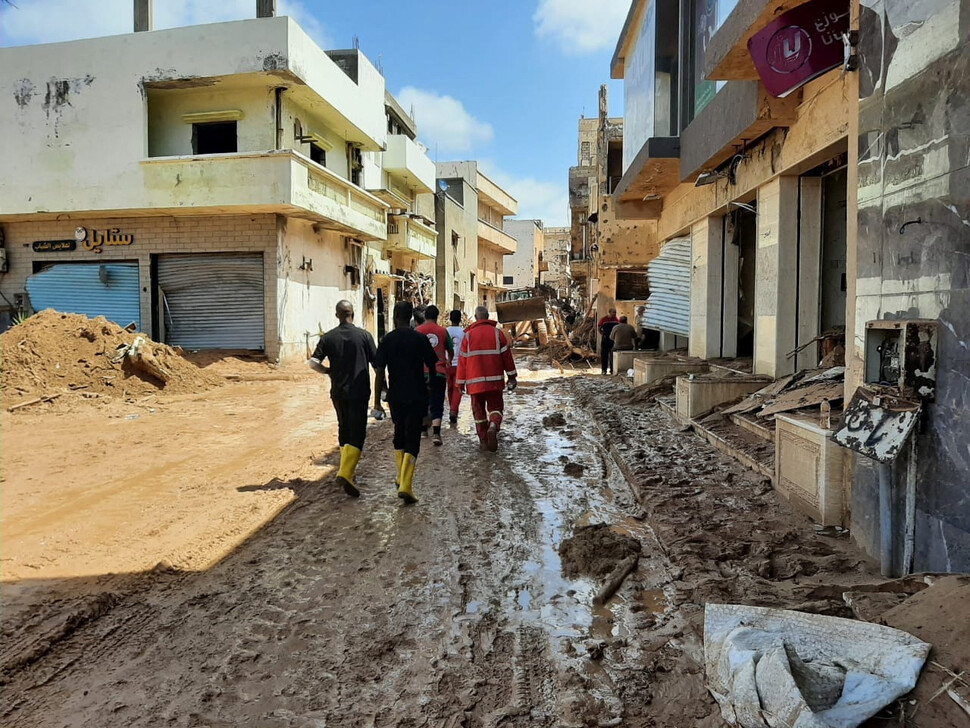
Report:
433,162,517,316
0,10,438,359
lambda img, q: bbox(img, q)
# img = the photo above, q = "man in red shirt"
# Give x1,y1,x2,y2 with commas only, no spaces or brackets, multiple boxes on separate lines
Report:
415,305,453,446
456,306,517,452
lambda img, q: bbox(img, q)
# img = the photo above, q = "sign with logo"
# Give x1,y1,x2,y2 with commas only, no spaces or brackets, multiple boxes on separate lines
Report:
32,239,77,252
72,226,136,254
748,0,849,98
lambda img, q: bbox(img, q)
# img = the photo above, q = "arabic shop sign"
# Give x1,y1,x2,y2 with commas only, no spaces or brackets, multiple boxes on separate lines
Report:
747,0,849,98
32,239,77,252
34,227,136,253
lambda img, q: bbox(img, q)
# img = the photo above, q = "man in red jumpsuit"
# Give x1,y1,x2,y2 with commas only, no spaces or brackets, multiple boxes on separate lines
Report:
455,306,518,452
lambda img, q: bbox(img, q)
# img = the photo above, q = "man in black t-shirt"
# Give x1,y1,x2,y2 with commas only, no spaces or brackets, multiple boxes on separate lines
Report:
374,301,439,505
309,300,377,498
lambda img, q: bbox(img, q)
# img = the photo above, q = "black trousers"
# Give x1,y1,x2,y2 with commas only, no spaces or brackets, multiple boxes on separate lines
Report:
390,400,426,457
332,395,368,450
427,375,447,421
601,339,614,373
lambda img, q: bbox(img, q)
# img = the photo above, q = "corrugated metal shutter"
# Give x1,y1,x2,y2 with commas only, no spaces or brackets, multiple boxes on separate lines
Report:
641,237,691,337
26,263,141,328
157,254,264,350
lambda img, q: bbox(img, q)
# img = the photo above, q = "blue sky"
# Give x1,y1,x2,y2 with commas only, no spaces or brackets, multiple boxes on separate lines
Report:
0,0,629,226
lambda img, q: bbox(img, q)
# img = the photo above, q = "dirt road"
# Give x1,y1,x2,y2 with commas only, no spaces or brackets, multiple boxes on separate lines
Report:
1,364,894,726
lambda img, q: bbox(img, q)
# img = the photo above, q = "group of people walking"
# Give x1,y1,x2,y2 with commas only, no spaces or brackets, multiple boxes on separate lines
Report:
309,300,517,505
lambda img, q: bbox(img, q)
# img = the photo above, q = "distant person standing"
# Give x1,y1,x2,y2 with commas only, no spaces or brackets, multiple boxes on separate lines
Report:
415,304,453,446
445,309,466,425
374,301,439,504
456,306,517,452
610,315,637,353
308,300,377,498
598,308,620,375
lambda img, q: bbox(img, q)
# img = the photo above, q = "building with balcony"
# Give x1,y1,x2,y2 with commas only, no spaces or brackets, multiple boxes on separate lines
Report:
362,92,437,340
539,226,571,298
433,162,517,316
0,6,399,360
568,86,659,336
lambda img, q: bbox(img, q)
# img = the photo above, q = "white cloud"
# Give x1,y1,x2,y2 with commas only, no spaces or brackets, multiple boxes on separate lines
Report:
396,86,494,156
533,0,630,54
480,161,568,227
0,0,330,48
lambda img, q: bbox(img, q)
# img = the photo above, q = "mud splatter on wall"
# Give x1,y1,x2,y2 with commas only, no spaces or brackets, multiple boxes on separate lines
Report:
853,0,970,572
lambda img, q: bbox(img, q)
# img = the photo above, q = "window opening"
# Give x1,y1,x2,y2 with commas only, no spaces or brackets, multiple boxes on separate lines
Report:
192,121,237,155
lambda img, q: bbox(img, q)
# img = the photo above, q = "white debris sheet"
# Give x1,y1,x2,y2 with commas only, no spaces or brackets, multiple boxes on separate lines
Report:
704,603,931,728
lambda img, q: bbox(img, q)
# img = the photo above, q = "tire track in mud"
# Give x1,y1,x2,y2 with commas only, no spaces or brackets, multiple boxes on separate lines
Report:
2,376,670,727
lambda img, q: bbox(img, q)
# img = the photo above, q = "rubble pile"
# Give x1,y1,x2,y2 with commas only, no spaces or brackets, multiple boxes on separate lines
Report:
1,310,223,405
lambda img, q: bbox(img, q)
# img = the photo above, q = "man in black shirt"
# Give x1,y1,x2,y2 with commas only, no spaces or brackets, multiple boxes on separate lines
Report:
374,301,439,505
309,300,377,498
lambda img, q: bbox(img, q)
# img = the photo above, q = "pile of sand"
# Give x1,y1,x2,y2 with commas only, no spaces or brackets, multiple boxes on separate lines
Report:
1,310,224,405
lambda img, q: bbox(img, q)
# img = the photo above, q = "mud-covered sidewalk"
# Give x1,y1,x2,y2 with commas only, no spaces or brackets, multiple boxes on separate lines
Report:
1,366,959,727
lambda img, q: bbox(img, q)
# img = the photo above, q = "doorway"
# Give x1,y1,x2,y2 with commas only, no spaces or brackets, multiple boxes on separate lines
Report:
377,288,386,342
721,204,757,359
820,167,847,332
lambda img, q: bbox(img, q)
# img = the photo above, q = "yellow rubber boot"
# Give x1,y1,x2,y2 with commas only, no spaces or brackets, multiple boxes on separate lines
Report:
397,453,418,505
394,450,405,488
335,444,362,498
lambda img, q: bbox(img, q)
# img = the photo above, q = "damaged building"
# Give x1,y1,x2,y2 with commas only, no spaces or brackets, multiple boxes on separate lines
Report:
0,3,437,358
568,86,660,334
607,0,969,573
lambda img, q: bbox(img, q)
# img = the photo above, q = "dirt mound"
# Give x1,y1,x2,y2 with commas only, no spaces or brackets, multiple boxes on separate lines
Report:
1,310,224,405
559,523,641,580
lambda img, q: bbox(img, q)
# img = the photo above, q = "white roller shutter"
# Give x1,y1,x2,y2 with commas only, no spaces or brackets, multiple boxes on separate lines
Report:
641,237,691,337
158,254,265,350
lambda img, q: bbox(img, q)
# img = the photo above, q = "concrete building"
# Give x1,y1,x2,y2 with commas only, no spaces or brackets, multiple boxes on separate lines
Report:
362,92,436,341
540,226,571,298
847,0,969,572
612,0,848,372
569,86,659,333
610,0,970,573
0,6,436,358
502,219,544,291
433,162,517,316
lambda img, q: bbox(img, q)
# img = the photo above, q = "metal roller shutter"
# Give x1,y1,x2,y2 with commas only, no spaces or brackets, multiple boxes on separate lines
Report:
641,237,691,337
26,262,141,329
157,254,264,350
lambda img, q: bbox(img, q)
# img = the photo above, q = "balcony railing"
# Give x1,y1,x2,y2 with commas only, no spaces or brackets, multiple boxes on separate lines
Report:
386,215,437,260
477,219,517,255
140,150,389,240
477,269,504,290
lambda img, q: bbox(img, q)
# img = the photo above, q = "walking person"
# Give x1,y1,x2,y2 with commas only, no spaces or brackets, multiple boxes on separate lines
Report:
415,305,453,446
307,300,377,498
597,307,620,375
455,306,517,453
445,309,466,424
373,301,440,504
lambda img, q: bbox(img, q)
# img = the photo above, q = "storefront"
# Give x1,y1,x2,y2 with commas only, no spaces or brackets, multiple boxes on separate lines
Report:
0,215,279,357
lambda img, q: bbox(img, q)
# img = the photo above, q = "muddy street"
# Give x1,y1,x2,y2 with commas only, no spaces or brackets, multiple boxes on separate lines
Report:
2,369,687,727
4,362,919,727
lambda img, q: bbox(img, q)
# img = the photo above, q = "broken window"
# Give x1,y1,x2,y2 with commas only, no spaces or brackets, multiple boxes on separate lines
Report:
192,121,237,155
616,270,650,300
348,145,363,186
309,142,326,166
